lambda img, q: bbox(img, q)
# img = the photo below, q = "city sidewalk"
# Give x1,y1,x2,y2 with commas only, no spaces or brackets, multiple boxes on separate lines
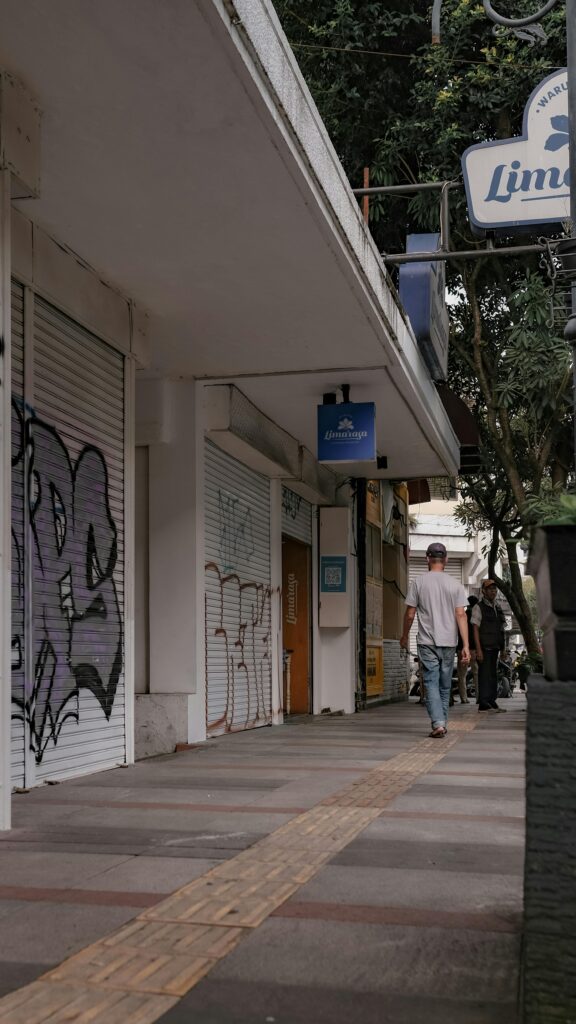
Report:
0,695,526,1024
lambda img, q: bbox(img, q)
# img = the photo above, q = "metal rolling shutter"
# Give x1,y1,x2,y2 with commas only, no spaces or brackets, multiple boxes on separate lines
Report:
205,441,272,734
281,487,313,545
409,555,464,583
32,297,126,781
10,282,26,786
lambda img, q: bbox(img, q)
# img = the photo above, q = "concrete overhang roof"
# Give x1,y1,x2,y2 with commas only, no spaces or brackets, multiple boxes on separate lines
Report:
0,0,459,478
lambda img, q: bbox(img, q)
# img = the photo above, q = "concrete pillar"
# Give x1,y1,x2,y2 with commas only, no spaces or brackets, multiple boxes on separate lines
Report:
0,171,11,829
523,677,576,1023
134,378,206,756
316,506,356,715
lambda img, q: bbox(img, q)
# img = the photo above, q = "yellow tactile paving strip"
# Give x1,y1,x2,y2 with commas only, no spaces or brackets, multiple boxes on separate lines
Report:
0,719,479,1023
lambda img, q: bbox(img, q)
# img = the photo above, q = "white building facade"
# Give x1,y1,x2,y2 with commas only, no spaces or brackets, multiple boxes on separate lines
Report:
0,0,461,829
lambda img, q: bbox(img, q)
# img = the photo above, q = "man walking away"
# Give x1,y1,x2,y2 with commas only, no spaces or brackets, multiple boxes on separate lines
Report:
401,542,470,738
471,580,507,713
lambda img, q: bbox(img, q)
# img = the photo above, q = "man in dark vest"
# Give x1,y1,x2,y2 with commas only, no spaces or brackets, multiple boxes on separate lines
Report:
471,580,507,713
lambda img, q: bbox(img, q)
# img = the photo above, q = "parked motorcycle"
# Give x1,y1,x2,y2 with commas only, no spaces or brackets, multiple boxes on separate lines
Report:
497,657,515,698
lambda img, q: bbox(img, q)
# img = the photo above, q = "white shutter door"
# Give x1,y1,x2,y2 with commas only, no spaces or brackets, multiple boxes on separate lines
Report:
281,487,312,545
10,282,26,786
409,555,463,583
205,441,272,734
31,297,126,781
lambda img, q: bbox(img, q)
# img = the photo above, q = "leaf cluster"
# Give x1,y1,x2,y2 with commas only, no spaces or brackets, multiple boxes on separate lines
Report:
276,0,566,253
275,0,572,647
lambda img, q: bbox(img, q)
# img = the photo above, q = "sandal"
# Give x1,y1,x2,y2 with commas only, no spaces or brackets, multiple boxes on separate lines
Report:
429,726,447,738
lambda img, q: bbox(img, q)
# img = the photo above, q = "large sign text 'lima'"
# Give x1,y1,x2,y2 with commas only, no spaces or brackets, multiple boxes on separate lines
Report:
462,70,570,232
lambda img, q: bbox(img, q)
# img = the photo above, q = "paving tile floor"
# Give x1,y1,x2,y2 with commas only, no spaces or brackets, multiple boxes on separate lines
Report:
0,695,526,1022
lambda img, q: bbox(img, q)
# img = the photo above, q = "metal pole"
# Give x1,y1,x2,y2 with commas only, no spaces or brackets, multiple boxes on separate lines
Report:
353,181,451,196
432,0,443,43
383,243,548,264
563,0,576,465
440,183,451,251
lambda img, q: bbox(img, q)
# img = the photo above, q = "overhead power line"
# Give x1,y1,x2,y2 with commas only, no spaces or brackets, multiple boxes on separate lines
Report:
289,39,563,73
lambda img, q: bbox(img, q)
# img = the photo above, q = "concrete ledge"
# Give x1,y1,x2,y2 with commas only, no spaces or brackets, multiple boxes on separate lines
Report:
524,676,576,1023
135,694,193,759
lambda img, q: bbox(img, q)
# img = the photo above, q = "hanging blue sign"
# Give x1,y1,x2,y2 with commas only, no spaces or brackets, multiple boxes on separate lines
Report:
317,402,376,463
398,233,449,382
462,69,570,232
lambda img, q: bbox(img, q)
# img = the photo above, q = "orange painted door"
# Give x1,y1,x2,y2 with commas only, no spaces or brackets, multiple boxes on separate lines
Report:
282,536,311,714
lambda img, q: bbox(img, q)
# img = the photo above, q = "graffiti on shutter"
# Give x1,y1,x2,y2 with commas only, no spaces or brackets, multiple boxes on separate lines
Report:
205,562,272,732
10,411,122,764
205,441,272,733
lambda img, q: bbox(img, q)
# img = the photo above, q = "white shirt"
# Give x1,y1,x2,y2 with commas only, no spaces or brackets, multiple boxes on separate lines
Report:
406,571,467,647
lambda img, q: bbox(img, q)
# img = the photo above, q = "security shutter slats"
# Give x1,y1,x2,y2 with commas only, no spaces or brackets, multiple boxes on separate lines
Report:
34,304,123,377
10,281,26,786
34,344,124,399
33,397,125,465
205,441,272,735
33,695,126,779
32,389,125,448
281,487,313,545
31,296,126,783
34,578,125,596
32,371,124,434
34,342,124,398
409,556,464,583
25,490,125,524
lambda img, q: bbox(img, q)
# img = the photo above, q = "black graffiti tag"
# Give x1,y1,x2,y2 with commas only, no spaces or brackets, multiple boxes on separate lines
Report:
12,416,122,762
11,398,24,674
218,491,255,571
205,562,272,733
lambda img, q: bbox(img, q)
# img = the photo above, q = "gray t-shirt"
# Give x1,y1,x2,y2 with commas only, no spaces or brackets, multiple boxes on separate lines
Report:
406,571,467,647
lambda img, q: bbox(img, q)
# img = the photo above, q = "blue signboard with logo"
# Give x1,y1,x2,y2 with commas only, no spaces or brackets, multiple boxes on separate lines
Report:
317,402,376,463
320,555,347,593
398,233,449,382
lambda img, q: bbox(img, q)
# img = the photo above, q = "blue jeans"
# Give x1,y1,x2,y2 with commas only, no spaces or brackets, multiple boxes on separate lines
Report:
417,644,455,730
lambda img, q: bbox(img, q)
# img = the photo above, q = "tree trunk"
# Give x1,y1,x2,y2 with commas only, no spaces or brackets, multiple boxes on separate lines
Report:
492,534,541,656
487,524,500,580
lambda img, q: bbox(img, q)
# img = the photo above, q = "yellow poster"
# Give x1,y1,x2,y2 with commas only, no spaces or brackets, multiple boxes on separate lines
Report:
366,645,383,697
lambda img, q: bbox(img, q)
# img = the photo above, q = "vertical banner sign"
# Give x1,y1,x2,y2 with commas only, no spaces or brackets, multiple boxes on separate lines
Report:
317,402,376,463
462,69,569,232
398,233,449,381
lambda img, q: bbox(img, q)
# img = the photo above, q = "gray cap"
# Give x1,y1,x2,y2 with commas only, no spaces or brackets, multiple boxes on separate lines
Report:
426,542,447,557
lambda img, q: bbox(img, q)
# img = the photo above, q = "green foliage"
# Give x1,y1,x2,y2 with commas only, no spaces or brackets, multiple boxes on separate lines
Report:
449,268,573,508
495,273,570,416
276,0,430,197
524,491,576,525
275,0,572,649
276,0,566,253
